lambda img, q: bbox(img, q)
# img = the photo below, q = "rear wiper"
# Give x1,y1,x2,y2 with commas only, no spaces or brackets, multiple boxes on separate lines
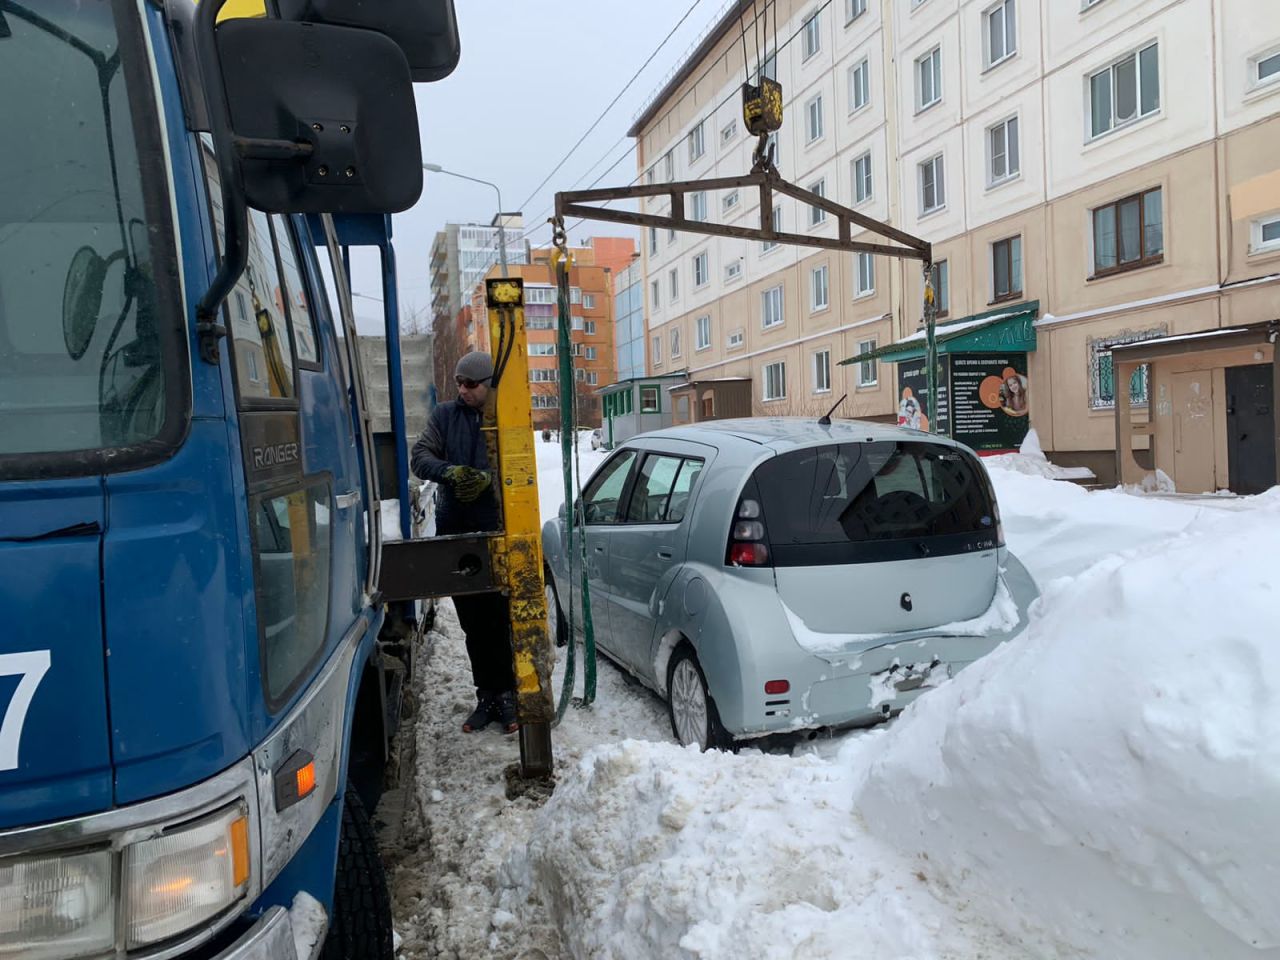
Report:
1,521,102,543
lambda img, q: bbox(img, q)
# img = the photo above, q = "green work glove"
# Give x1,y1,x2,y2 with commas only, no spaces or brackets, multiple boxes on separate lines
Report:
444,465,491,503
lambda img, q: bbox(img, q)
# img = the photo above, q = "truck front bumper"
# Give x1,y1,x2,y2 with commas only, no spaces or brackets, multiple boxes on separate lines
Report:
213,904,327,960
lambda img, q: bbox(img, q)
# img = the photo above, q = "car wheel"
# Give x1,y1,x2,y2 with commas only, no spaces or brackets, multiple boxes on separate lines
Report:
546,572,568,648
322,783,394,960
667,645,728,751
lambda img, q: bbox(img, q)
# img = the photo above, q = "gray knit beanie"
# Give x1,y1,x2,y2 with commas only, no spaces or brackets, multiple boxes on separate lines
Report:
455,351,494,382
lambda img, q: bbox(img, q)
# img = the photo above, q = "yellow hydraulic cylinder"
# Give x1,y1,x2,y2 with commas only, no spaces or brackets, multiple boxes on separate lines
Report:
485,278,554,778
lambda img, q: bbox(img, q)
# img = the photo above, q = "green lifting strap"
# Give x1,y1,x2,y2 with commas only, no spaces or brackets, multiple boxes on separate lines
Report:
553,254,597,724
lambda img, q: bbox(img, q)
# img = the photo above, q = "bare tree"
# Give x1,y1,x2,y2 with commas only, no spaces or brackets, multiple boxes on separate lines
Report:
432,311,465,405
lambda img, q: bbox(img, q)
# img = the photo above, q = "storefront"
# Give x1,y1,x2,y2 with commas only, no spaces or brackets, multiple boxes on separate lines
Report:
842,303,1039,454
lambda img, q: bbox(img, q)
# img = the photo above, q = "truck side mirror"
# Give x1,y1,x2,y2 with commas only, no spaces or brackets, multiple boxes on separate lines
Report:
215,19,422,214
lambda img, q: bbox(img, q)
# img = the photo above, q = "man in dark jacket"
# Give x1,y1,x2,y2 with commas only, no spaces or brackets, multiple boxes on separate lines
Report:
411,351,518,734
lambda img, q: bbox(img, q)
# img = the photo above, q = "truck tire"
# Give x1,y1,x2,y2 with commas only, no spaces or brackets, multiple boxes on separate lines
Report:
323,784,394,960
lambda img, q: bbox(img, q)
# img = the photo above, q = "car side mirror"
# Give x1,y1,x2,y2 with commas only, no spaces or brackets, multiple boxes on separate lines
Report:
215,19,423,213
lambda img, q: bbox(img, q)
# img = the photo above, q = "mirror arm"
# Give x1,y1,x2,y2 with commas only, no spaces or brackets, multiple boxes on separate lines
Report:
192,0,243,366
233,136,315,161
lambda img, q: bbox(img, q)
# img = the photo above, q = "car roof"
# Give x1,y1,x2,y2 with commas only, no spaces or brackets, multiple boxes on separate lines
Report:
633,417,962,453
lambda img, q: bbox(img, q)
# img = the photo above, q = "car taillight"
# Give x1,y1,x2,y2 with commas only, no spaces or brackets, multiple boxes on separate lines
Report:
726,495,772,567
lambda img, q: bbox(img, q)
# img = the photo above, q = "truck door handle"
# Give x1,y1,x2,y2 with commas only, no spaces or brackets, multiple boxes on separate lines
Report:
335,491,360,509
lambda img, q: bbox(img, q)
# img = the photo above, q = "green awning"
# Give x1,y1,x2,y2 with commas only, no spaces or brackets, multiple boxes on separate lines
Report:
840,301,1039,366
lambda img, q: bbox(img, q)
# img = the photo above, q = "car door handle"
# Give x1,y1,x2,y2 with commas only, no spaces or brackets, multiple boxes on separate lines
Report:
335,491,360,509
658,549,673,559
593,545,606,554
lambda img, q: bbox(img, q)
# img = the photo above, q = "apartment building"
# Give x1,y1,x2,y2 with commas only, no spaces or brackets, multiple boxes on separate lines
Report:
630,0,1280,487
429,215,529,335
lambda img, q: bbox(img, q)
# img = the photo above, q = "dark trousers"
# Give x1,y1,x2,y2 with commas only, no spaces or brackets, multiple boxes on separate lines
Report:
453,592,515,694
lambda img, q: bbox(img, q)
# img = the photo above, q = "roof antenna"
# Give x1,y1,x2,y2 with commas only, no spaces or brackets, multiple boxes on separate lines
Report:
818,394,847,426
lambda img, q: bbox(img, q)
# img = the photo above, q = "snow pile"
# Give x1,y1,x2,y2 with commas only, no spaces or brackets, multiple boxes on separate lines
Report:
521,740,1017,959
981,429,1096,481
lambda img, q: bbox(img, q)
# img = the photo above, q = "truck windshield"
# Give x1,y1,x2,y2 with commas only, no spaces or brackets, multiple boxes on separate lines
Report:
0,0,185,478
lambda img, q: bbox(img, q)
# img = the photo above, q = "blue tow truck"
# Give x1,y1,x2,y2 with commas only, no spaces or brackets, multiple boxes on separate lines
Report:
0,1,462,956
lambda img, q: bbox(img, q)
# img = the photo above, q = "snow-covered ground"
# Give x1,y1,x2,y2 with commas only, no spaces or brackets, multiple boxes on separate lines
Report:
389,428,1280,959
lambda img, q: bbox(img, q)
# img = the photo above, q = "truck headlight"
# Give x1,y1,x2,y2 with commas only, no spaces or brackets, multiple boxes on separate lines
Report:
124,801,251,948
0,848,114,960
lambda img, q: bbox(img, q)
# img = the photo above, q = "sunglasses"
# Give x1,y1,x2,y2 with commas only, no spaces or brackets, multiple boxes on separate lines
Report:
455,376,489,389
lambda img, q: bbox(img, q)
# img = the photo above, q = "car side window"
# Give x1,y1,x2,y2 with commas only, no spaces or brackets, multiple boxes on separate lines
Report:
626,454,683,523
666,458,704,523
581,449,637,525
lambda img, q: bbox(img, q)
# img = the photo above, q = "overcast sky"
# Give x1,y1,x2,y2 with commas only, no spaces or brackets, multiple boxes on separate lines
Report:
350,0,725,332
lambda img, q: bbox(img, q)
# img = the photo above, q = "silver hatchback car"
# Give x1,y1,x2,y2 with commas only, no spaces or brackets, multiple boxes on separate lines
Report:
542,418,1039,749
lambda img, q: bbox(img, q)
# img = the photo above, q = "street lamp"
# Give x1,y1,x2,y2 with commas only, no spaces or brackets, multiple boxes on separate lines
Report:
422,163,509,278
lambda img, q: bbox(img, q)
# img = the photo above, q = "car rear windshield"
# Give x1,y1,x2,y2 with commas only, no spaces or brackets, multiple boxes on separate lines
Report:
751,441,998,564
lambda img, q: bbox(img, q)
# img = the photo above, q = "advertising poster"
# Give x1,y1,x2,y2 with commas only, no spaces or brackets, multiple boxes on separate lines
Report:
896,358,949,436
949,353,1030,451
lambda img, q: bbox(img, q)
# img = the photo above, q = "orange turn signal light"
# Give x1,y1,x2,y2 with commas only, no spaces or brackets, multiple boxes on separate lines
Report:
295,761,317,800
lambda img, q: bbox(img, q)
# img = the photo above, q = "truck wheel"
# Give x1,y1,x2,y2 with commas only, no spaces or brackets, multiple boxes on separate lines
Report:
323,784,394,960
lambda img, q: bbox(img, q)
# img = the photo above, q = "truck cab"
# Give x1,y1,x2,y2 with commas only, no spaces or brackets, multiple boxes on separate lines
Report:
0,1,458,956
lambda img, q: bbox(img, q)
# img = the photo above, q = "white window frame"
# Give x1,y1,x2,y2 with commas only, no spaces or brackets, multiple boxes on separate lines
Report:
856,339,878,387
650,279,661,308
991,235,1023,302
688,120,706,164
813,349,832,393
1250,214,1280,255
763,360,787,401
696,314,712,351
808,179,827,227
805,94,825,143
725,259,744,283
853,151,873,205
1088,42,1160,140
648,227,658,255
802,10,821,61
1250,47,1280,91
722,190,740,213
848,58,870,114
728,329,745,349
585,320,597,335
916,46,942,112
932,259,950,316
811,264,830,311
582,293,596,309
652,334,662,365
762,204,782,253
761,285,784,329
984,0,1017,70
668,267,679,299
693,251,709,289
690,191,708,222
529,342,556,357
663,150,674,180
856,252,875,298
987,115,1020,187
585,346,597,361
919,154,945,216
721,119,738,144
846,0,867,24
670,327,682,359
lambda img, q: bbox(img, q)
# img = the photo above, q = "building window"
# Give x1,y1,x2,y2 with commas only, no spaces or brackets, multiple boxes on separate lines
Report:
690,190,708,222
806,94,824,143
669,267,679,299
652,335,662,365
765,130,780,167
988,116,1020,186
1251,214,1280,254
585,346,597,360
757,48,778,84
916,46,942,112
532,395,559,409
530,368,558,382
1253,49,1280,88
688,120,706,163
723,190,740,212
671,328,681,359
649,227,658,255
721,119,738,144
1089,42,1159,139
650,279,660,307
762,285,784,328
693,251,709,288
931,260,950,317
856,252,875,297
669,227,677,244
991,235,1023,302
763,361,787,401
728,329,745,349
571,315,585,331
640,385,661,412
663,150,674,180
529,343,556,356
583,293,596,309
762,204,783,252
524,286,556,305
853,152,873,204
846,0,866,23
985,0,1017,69
725,259,743,282
857,339,878,387
1092,187,1163,276
585,320,597,335
646,167,656,186
570,286,582,304
811,264,830,310
802,10,821,60
808,179,827,226
813,349,832,393
849,58,870,113
919,154,945,215
1088,327,1166,409
696,315,711,350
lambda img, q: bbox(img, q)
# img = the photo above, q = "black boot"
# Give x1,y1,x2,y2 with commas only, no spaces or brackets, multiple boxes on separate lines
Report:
495,691,519,734
462,690,497,733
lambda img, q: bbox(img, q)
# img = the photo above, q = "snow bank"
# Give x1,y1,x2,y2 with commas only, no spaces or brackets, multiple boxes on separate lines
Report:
980,429,1096,481
856,492,1280,959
